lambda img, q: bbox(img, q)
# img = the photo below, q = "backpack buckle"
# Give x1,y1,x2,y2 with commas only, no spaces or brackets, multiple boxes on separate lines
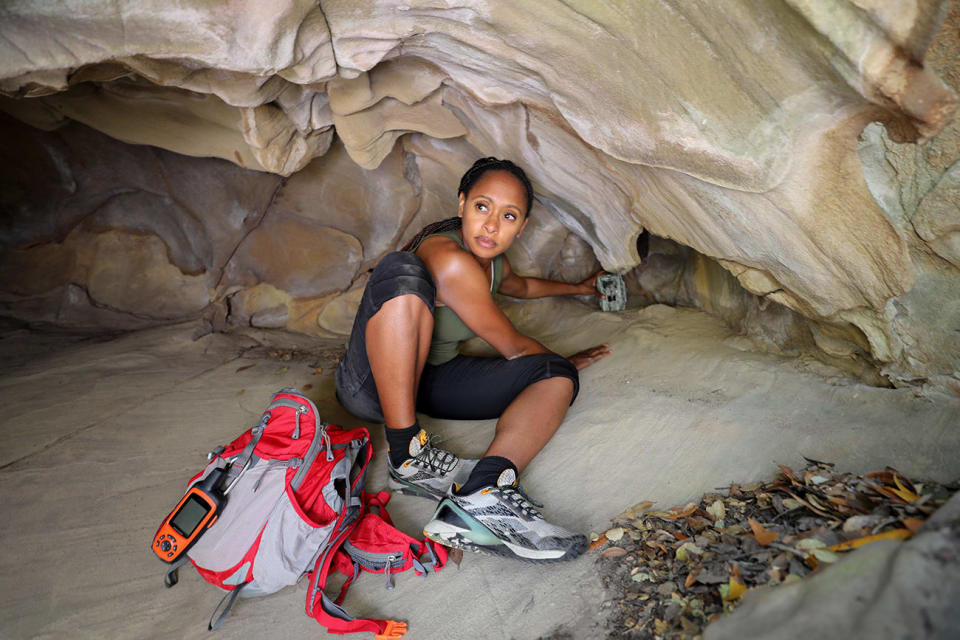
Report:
375,620,408,639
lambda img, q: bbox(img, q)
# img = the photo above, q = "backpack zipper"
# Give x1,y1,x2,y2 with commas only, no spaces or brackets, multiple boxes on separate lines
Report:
266,398,308,439
384,556,397,590
342,541,403,589
277,391,329,492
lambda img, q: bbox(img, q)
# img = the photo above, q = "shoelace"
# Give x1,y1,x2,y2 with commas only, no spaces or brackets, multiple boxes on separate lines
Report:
412,434,460,474
500,484,545,519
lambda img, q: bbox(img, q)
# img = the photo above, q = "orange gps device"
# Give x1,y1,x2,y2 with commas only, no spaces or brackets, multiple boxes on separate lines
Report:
152,467,226,563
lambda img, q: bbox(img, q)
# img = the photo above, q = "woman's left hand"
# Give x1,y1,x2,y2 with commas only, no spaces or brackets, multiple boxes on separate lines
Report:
577,269,607,297
568,344,612,370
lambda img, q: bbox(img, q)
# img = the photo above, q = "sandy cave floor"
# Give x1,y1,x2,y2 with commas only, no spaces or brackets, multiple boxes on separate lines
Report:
1,299,958,639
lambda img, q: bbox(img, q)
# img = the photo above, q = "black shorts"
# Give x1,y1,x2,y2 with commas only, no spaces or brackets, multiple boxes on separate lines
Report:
335,252,580,423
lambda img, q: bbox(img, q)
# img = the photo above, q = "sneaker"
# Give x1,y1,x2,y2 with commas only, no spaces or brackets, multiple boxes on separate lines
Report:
422,468,587,563
387,429,476,501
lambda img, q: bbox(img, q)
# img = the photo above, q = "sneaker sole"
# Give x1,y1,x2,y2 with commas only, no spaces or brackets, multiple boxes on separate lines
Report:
423,519,587,564
387,472,445,502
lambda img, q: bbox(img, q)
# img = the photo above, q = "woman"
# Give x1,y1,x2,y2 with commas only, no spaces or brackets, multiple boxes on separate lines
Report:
335,157,611,562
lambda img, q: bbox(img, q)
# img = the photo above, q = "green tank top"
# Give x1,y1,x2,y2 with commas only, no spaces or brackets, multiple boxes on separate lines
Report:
412,229,503,365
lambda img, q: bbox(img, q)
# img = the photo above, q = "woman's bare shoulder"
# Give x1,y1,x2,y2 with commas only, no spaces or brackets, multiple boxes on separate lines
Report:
416,235,478,278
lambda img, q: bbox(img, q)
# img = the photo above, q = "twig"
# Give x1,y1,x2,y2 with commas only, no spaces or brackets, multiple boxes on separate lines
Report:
871,517,899,535
767,542,808,559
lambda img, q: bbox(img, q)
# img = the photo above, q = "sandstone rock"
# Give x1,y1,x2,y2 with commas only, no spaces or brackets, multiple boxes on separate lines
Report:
333,88,466,169
82,230,211,319
316,277,367,336
0,0,958,388
226,284,292,330
272,139,419,270
241,103,334,176
0,0,335,91
399,133,483,243
913,163,960,268
221,210,361,299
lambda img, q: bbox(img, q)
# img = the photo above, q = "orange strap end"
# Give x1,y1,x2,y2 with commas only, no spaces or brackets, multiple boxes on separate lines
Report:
374,620,408,639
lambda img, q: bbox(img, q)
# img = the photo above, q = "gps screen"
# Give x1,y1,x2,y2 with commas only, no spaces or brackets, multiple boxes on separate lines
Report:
170,494,211,536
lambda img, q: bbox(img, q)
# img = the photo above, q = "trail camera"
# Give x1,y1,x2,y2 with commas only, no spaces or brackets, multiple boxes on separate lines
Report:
596,273,626,312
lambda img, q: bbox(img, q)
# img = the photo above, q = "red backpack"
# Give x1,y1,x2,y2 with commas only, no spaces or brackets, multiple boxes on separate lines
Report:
155,388,446,637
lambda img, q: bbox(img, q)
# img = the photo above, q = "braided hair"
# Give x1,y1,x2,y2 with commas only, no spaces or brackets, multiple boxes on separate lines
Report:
401,157,534,252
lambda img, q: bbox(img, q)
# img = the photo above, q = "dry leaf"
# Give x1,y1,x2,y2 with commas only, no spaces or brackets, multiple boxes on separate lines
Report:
891,474,921,503
684,568,701,588
811,548,838,564
748,518,779,546
675,542,703,561
842,514,885,533
605,527,625,542
680,616,699,634
661,502,698,520
236,389,245,396
236,364,254,373
807,494,830,511
777,463,801,486
865,481,914,505
705,500,725,521
719,577,746,602
795,538,826,551
902,517,925,534
313,367,323,375
828,528,912,552
645,540,669,553
600,546,628,558
614,500,655,521
782,489,832,517
587,534,608,552
447,547,463,567
274,366,288,375
301,384,313,391
730,562,742,582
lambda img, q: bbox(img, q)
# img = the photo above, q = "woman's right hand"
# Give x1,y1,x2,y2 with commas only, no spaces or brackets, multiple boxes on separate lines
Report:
576,269,607,297
568,344,612,370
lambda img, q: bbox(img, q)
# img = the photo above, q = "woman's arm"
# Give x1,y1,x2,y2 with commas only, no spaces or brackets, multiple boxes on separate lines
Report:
496,256,613,369
419,238,551,359
498,256,603,299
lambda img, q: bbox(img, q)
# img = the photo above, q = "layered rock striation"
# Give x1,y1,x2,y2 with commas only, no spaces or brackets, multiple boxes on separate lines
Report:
1,1,958,390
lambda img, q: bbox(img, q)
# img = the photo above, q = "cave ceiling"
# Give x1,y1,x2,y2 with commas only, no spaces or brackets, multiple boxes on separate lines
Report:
0,0,958,390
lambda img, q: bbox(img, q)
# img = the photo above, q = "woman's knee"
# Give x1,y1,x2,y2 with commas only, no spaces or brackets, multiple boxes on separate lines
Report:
367,251,436,313
522,353,580,404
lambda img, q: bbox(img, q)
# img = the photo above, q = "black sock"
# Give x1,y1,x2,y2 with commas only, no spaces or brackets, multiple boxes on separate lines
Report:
384,423,422,468
456,456,517,495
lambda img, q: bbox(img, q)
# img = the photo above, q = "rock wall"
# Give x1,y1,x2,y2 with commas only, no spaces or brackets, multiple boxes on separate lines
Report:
0,1,958,390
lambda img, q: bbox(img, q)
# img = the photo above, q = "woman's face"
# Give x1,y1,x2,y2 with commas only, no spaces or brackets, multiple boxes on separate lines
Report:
457,170,529,260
